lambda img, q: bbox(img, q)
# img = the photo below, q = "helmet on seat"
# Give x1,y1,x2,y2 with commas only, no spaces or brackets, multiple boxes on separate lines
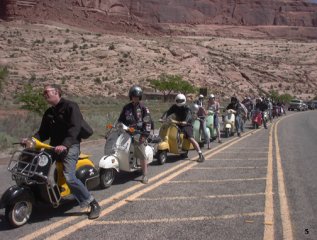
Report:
175,93,186,107
129,85,143,100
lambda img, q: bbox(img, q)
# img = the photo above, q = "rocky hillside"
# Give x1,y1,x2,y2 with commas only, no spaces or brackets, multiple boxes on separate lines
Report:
0,1,317,100
2,1,317,31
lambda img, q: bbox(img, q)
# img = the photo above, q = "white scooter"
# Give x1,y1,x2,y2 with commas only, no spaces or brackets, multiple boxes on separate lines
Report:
223,109,236,138
98,118,157,189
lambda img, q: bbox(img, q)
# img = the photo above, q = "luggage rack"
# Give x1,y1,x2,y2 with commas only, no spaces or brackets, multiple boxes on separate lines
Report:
8,149,52,184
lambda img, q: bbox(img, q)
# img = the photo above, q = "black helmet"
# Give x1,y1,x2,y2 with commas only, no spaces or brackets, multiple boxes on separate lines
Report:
129,85,143,100
231,96,238,103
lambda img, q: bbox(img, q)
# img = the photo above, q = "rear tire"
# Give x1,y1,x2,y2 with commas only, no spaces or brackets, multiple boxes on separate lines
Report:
99,168,115,189
5,199,33,228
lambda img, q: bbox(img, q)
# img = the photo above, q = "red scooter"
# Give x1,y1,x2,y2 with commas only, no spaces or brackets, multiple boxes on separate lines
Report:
252,110,263,129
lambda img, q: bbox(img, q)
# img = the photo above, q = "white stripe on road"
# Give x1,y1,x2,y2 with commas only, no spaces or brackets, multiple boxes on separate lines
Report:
168,177,266,184
93,212,264,225
135,192,266,201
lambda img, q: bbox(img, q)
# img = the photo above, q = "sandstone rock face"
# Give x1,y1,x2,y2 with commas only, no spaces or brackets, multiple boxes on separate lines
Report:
1,0,317,27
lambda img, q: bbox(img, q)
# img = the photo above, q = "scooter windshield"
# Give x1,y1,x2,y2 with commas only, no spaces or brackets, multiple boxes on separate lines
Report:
104,130,131,155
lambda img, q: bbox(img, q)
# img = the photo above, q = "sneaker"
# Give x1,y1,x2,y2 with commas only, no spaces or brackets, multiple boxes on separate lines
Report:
197,153,205,163
237,132,241,137
141,175,149,184
218,140,222,144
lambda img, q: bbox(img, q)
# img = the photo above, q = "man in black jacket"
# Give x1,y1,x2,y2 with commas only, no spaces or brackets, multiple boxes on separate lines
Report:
118,85,152,184
24,84,100,219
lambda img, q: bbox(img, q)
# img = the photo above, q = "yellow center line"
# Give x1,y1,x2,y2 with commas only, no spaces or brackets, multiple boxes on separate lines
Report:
93,212,264,225
275,119,294,240
263,120,275,240
136,192,266,201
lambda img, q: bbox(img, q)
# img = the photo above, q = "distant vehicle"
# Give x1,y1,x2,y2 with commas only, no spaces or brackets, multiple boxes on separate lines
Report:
288,99,304,111
312,100,317,110
302,103,308,111
305,101,315,110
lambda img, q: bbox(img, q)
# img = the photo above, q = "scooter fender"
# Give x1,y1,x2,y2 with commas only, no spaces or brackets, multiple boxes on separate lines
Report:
157,141,170,151
99,155,119,172
0,185,34,209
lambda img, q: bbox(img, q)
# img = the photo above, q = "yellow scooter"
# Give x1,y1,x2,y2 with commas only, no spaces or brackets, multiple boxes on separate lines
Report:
156,118,193,164
0,138,100,228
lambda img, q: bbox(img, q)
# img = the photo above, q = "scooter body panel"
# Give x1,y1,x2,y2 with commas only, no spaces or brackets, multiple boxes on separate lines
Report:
0,185,34,209
206,112,217,138
99,155,120,171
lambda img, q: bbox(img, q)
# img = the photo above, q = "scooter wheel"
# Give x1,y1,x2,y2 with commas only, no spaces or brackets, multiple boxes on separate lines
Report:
5,200,33,228
157,150,167,165
99,168,116,189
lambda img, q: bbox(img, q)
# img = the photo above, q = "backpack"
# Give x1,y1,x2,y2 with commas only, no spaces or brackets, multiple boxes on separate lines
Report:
79,118,93,139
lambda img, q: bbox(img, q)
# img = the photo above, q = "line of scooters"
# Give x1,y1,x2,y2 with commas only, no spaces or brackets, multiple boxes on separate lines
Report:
0,108,271,228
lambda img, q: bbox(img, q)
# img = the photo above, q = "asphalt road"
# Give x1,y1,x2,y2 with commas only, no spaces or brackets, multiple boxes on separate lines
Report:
0,111,316,240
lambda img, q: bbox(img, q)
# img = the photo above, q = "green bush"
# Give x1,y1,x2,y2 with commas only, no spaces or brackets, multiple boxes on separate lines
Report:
16,84,48,115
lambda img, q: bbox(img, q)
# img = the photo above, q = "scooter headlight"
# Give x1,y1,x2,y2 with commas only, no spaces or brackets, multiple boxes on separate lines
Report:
38,154,49,167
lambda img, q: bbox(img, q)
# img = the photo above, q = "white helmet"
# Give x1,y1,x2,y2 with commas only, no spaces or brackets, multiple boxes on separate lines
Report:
199,94,204,99
209,94,215,99
175,93,186,107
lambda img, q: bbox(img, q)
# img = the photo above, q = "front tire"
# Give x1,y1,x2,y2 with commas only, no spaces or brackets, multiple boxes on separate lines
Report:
225,128,230,138
157,150,167,165
5,199,33,228
99,168,115,189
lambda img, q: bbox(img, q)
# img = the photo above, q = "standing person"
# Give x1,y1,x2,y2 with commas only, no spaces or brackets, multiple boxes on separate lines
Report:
226,96,248,137
242,96,254,121
255,98,268,129
160,93,205,162
23,84,100,219
207,94,222,143
117,85,152,184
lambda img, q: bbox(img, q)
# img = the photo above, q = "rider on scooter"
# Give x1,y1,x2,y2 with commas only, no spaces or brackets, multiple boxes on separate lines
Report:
22,84,100,219
207,94,222,143
160,93,205,162
226,96,248,137
117,85,152,184
255,98,269,129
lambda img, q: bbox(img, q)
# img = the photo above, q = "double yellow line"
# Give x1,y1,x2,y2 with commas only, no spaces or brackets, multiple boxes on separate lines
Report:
263,116,293,240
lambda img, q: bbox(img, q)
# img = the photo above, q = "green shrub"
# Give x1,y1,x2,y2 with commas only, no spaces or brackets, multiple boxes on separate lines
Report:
16,84,48,115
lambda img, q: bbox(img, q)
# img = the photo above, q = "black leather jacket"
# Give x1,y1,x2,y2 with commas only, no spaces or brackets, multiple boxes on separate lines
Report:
34,98,83,148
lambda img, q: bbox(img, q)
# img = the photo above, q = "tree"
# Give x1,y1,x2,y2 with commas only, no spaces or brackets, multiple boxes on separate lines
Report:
148,73,197,101
17,84,48,115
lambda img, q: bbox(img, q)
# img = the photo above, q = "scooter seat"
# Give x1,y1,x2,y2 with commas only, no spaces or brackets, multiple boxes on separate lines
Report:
79,153,90,159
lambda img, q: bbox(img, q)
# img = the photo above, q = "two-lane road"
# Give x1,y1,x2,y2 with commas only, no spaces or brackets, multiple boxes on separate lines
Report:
0,111,316,239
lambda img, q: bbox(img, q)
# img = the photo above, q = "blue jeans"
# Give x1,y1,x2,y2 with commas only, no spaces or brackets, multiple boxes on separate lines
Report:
63,144,94,207
235,115,243,133
199,118,210,144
